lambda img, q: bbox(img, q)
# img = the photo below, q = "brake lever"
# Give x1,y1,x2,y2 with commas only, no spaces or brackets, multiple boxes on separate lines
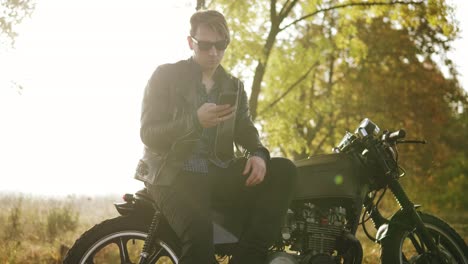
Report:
396,140,427,144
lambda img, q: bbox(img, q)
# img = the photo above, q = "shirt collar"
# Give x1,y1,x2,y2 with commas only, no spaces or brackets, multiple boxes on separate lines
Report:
188,57,228,83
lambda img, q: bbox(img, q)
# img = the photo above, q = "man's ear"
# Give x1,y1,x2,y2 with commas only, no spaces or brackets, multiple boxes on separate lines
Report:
187,36,194,50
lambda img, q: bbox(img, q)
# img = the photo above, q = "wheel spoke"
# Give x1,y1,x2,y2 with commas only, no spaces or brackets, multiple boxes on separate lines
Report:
434,233,441,246
152,246,165,259
408,233,425,254
381,213,467,264
118,237,132,264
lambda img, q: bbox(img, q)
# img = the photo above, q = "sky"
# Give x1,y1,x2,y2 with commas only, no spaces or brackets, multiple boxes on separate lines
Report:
0,0,194,196
0,1,467,196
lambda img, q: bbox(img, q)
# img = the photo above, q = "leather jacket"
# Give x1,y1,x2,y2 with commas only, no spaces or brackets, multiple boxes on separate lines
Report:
134,58,269,186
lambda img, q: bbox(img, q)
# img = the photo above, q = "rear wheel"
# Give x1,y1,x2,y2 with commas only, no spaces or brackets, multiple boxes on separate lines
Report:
381,213,467,264
63,215,179,264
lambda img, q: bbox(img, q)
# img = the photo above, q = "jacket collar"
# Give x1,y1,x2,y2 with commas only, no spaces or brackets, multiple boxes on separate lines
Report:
177,57,236,105
189,58,237,93
187,56,230,83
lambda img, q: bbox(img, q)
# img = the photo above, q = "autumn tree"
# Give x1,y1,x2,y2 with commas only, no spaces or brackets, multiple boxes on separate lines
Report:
208,0,454,119
0,0,35,47
208,0,462,153
207,0,466,209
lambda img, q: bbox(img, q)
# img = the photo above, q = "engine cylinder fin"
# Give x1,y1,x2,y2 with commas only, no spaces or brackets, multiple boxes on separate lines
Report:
306,223,343,254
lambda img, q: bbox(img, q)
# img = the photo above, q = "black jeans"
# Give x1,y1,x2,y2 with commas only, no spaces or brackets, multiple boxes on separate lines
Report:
146,157,297,264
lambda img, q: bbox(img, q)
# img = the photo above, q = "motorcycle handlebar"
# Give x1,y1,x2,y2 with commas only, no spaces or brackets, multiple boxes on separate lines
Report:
389,129,406,140
381,129,406,142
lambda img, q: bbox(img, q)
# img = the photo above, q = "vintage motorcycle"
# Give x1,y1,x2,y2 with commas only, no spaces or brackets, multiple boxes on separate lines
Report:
64,118,467,264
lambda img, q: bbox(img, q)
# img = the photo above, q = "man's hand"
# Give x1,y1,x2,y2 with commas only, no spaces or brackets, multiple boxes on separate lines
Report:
243,156,267,187
197,103,235,128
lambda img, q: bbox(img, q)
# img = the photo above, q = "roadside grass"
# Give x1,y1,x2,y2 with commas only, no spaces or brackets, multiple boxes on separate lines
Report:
0,192,466,263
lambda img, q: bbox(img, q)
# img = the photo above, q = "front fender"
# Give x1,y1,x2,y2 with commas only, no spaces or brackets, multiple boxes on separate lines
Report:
376,206,421,243
114,191,155,216
114,201,137,216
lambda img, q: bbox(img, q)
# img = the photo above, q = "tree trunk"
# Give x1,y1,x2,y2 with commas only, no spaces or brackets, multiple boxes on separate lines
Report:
249,26,280,120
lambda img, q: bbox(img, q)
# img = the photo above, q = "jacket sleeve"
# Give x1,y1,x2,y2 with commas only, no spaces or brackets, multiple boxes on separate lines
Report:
234,80,270,160
140,65,200,152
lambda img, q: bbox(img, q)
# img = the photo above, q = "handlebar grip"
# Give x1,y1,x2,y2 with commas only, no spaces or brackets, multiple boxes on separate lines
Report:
389,129,406,140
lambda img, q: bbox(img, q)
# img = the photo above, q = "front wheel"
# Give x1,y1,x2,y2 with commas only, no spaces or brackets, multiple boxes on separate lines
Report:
63,215,180,264
381,212,467,264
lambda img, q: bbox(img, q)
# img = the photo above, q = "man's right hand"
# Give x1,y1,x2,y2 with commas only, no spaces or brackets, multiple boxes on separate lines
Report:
197,103,235,128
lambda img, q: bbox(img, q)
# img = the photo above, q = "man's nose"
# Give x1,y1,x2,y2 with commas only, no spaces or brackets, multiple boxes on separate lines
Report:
208,45,218,55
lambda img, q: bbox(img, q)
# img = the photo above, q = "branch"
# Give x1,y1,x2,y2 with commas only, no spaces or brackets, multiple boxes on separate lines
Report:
305,114,324,143
311,112,335,156
258,62,318,116
279,0,291,18
311,132,329,156
206,0,214,8
279,0,424,32
196,0,206,10
279,0,300,20
271,0,278,25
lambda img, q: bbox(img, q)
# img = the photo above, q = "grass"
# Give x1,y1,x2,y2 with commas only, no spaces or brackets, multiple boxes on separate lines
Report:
0,192,466,263
0,193,119,264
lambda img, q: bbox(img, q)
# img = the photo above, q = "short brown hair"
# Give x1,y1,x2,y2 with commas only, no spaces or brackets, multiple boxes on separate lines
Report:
190,10,230,44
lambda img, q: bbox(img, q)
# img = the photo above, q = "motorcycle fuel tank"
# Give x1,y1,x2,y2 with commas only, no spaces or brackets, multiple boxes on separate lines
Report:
294,153,364,199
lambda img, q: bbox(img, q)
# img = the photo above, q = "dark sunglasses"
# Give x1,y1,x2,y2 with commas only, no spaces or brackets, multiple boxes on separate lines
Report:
190,36,228,51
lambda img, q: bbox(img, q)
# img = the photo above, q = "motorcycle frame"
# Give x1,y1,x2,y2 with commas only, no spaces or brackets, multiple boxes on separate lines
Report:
370,179,443,256
340,128,445,261
361,137,444,259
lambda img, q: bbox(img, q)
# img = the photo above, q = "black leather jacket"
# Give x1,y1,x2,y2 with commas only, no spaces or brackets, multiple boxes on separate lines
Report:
135,58,269,186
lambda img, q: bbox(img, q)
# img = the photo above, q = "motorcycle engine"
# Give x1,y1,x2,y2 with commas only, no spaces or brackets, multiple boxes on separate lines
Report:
282,203,347,258
265,252,299,264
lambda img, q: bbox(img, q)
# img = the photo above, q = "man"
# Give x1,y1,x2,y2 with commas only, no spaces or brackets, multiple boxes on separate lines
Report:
135,10,296,264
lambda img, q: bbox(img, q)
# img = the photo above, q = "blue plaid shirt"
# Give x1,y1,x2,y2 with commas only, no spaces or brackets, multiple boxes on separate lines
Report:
181,76,267,174
181,81,220,173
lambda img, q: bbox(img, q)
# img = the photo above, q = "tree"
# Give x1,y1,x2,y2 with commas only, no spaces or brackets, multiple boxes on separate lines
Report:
0,0,35,47
208,0,456,121
207,0,467,212
207,0,462,157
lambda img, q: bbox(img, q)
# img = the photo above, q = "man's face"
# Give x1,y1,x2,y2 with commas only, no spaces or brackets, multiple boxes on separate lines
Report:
188,24,227,71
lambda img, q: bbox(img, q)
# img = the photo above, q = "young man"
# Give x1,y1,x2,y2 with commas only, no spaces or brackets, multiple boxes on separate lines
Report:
135,10,296,264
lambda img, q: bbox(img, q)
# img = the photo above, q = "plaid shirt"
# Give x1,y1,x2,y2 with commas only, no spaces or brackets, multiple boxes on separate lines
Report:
182,77,267,174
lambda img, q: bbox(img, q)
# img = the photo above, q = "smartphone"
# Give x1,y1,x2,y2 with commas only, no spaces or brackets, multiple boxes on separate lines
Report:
218,92,237,106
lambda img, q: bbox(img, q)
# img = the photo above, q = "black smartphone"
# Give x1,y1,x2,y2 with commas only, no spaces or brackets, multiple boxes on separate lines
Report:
218,92,237,106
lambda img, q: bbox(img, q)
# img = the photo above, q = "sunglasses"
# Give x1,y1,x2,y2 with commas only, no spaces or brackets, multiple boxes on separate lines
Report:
190,36,228,51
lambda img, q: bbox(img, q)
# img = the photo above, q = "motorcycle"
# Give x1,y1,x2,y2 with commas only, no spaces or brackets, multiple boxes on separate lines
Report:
64,118,467,264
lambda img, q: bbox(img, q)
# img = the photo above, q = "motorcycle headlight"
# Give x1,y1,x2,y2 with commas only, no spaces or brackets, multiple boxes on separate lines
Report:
355,118,380,138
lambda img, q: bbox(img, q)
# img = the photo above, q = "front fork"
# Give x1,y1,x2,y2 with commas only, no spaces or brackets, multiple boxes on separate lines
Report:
139,210,162,264
367,179,446,261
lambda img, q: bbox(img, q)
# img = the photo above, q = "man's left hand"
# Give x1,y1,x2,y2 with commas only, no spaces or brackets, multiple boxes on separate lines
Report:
243,156,267,187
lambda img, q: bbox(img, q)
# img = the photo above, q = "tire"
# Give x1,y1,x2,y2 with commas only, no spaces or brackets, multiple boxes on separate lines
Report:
64,215,180,264
381,212,468,264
